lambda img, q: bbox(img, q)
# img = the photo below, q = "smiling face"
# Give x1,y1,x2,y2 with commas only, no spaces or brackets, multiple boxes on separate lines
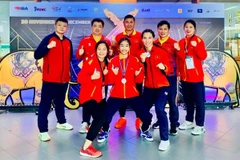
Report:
158,24,170,39
96,43,108,60
123,18,135,33
142,32,154,48
184,22,196,37
92,22,103,36
119,40,130,55
55,21,68,34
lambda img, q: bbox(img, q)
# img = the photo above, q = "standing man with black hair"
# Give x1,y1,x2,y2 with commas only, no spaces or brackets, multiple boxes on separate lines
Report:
34,17,73,142
153,20,180,136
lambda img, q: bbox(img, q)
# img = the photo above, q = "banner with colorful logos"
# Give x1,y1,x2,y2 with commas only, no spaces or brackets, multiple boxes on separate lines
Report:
0,1,10,58
3,2,238,109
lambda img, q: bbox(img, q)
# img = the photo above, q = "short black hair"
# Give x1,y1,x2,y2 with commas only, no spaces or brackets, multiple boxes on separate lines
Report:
55,17,68,25
91,18,104,27
124,14,135,22
118,37,131,46
141,29,155,39
184,19,196,29
157,20,170,29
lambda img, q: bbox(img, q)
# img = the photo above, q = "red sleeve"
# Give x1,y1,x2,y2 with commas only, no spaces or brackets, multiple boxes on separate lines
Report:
76,38,85,60
134,58,144,83
77,60,93,85
176,39,186,61
194,38,207,60
106,59,118,85
161,49,171,76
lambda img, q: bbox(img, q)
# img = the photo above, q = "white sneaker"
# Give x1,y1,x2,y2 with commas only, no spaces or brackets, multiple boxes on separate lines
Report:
56,122,73,130
191,126,205,136
39,132,51,142
158,140,170,151
79,122,89,134
179,121,194,130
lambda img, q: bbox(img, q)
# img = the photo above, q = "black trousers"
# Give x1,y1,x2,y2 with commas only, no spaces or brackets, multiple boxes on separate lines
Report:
38,81,67,132
82,99,105,141
118,83,143,117
181,81,205,126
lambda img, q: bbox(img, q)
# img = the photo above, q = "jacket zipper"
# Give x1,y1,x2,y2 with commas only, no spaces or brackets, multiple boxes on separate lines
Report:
60,41,64,83
149,57,155,88
91,86,96,97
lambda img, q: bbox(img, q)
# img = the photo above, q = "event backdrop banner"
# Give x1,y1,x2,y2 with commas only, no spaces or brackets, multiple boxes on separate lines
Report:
0,1,10,58
2,2,239,109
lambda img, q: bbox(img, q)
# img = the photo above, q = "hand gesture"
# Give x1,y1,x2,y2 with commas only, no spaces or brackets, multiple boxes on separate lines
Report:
135,67,142,76
103,66,108,75
140,52,148,62
47,41,56,49
111,64,119,75
111,36,116,46
191,41,197,47
79,46,84,56
91,68,100,80
156,63,165,70
174,43,180,51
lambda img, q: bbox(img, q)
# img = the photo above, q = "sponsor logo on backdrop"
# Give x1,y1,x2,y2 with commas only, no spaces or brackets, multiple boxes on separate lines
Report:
141,8,150,12
67,6,72,12
178,8,182,13
34,7,46,12
93,8,99,12
14,6,28,11
197,9,203,13
78,8,88,12
188,9,193,12
52,6,61,12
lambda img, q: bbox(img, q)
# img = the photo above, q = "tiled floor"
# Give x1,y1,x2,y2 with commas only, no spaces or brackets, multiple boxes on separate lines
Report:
0,107,240,160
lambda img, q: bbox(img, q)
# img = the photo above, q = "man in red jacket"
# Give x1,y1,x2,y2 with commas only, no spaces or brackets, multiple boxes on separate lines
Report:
153,20,180,136
76,18,112,134
111,14,143,130
34,17,73,142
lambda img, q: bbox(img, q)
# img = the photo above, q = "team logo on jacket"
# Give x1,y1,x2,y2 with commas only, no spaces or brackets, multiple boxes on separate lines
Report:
88,43,91,46
164,92,168,95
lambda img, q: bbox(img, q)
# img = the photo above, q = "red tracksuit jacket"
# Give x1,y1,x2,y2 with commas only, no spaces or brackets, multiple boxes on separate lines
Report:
77,56,107,104
113,30,143,58
107,55,144,99
76,34,111,61
34,32,73,83
176,35,207,82
154,37,177,76
137,45,171,88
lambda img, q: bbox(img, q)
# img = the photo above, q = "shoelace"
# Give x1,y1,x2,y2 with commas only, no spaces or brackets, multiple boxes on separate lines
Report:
87,146,98,155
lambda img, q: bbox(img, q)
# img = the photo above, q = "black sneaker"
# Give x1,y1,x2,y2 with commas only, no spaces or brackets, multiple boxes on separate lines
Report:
152,121,159,129
169,127,178,136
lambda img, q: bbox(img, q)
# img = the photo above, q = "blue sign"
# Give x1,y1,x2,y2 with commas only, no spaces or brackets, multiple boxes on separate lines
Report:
9,2,224,18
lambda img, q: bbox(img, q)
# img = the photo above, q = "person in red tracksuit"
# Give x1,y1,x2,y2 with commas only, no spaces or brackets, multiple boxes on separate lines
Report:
174,19,207,136
34,17,73,142
78,40,109,158
97,38,153,143
76,18,112,134
111,14,143,130
152,20,180,135
139,29,171,151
